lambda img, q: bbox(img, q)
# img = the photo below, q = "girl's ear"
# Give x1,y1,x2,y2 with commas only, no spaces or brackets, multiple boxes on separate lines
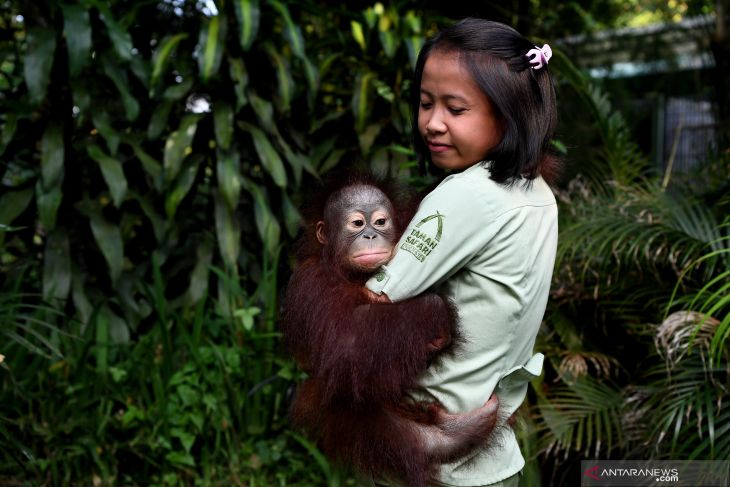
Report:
315,221,327,244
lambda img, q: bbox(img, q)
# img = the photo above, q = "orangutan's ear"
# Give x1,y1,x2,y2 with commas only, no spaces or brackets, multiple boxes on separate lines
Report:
315,221,327,245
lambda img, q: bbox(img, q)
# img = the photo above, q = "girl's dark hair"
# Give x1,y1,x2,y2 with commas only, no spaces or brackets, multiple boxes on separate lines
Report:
412,18,561,185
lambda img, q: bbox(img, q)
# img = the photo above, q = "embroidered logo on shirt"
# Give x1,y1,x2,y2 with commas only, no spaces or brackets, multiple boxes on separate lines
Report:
400,212,444,262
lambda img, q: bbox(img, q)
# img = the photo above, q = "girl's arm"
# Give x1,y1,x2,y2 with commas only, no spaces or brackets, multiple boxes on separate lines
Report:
364,287,390,302
366,175,497,301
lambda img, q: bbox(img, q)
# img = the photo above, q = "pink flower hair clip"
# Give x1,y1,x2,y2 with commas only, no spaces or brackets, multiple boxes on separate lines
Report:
526,44,552,70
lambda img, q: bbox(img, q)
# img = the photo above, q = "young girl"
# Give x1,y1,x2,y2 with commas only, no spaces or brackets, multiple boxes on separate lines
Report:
366,18,560,487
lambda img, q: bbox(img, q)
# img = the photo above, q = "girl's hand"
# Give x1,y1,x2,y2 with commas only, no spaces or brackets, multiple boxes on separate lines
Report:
427,335,450,351
364,288,392,303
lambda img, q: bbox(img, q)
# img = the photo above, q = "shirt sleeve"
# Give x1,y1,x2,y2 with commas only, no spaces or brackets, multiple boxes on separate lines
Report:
366,175,497,301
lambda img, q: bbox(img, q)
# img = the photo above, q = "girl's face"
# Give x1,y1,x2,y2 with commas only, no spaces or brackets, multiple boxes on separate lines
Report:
418,50,503,171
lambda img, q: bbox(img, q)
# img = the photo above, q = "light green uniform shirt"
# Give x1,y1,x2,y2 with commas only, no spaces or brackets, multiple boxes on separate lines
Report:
366,163,558,486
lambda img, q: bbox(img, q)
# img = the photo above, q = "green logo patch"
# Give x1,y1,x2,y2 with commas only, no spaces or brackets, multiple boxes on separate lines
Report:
400,212,444,262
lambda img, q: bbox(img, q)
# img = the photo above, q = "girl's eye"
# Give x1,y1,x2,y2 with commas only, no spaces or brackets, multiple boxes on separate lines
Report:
374,218,386,226
420,101,432,109
449,107,466,115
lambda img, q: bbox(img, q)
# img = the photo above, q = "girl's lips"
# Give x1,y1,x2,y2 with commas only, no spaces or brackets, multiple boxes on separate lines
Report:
427,142,451,153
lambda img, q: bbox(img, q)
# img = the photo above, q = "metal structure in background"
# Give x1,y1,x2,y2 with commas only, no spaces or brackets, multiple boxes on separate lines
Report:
663,94,720,174
558,14,727,175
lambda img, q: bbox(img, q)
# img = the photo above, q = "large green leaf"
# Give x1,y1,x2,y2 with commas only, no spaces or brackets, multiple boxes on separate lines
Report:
216,149,241,210
165,155,202,218
97,5,133,61
233,0,260,51
129,143,163,191
214,192,241,269
150,33,188,92
61,4,91,77
116,273,150,330
71,265,93,328
229,58,249,110
36,180,62,231
237,121,287,187
248,93,274,133
80,202,124,285
71,83,92,116
197,13,227,82
132,191,166,243
147,100,174,140
309,136,336,170
269,0,304,60
129,54,151,89
273,133,313,187
187,238,214,306
0,188,33,233
163,77,194,101
352,71,375,133
92,111,121,156
24,28,56,104
351,20,366,50
317,51,342,82
242,178,280,258
0,113,18,156
318,148,346,174
87,145,128,208
281,191,301,238
358,123,382,154
213,101,234,150
404,36,423,69
164,115,200,183
301,56,319,104
264,44,293,113
43,228,71,303
379,31,398,58
41,123,64,189
102,55,140,121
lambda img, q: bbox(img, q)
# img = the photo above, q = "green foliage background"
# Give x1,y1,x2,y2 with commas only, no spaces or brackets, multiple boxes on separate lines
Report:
0,0,728,485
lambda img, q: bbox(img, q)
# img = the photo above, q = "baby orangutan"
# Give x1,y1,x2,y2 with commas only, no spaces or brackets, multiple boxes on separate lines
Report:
281,179,499,487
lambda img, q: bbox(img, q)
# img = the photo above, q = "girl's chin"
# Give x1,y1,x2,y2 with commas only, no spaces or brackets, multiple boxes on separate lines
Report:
431,154,480,172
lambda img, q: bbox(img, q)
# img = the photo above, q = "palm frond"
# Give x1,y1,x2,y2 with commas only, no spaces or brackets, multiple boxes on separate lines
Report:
558,184,722,288
630,311,730,458
655,311,719,367
535,377,625,458
685,407,730,460
629,359,729,459
627,309,729,459
556,351,621,383
665,242,730,362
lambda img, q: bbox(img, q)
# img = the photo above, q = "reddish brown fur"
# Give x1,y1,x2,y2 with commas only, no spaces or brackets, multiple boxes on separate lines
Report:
280,177,497,486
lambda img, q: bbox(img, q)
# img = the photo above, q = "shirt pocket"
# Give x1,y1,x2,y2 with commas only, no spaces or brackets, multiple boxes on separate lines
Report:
497,352,544,390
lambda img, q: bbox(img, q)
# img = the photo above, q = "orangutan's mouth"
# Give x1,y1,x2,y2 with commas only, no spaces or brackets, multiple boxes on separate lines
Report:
353,250,391,266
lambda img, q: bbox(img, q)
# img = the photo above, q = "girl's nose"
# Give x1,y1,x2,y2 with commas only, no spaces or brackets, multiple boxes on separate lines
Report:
426,111,446,134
